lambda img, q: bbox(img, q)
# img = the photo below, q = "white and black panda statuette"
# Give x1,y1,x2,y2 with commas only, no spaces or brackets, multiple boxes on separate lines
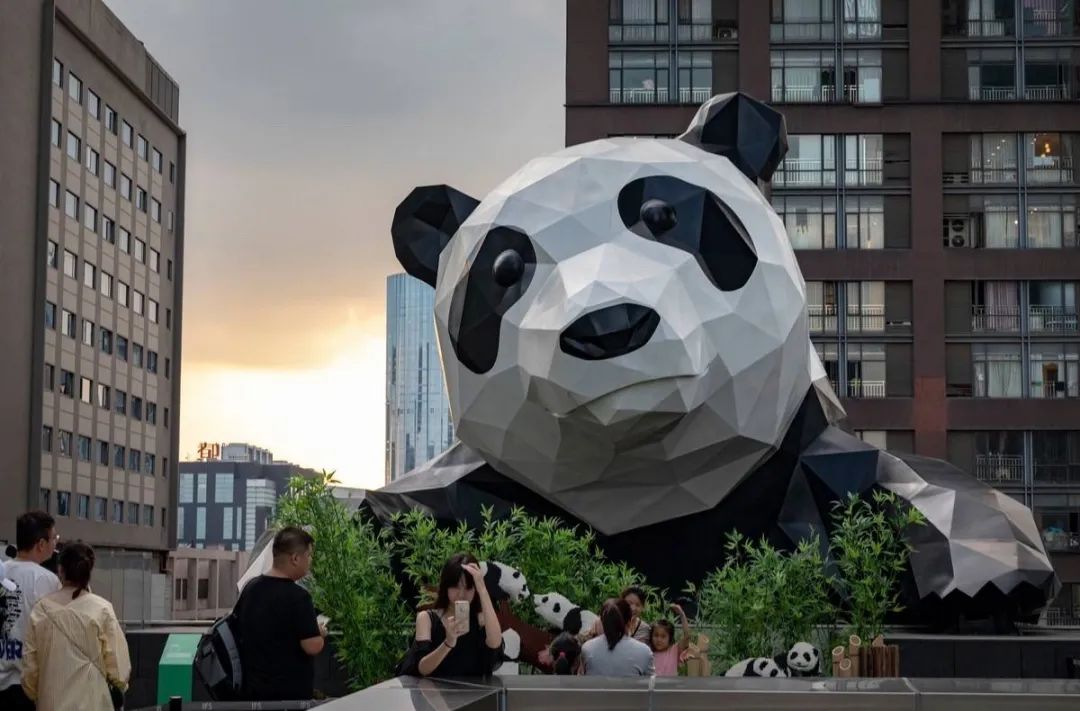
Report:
724,657,789,678
532,592,598,636
479,560,530,604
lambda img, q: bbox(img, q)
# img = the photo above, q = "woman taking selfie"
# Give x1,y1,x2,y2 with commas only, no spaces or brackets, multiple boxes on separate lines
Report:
401,553,503,677
22,543,130,710
581,598,654,677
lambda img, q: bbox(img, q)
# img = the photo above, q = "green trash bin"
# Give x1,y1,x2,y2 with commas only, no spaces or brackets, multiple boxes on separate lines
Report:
157,633,201,704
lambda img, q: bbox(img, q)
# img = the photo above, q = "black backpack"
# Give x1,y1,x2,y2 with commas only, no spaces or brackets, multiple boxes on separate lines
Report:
194,600,244,699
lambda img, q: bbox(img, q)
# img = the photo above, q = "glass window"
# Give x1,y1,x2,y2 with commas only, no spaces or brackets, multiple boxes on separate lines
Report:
103,160,116,187
677,51,712,104
42,425,53,452
66,131,80,160
76,494,89,519
121,120,133,147
774,134,837,186
147,402,157,425
771,49,836,103
179,473,194,503
102,215,115,243
196,507,207,540
846,342,887,397
117,281,129,308
79,377,92,403
966,48,1017,101
127,502,138,524
145,453,155,475
197,474,208,503
97,439,109,464
223,507,234,540
136,187,147,212
114,389,126,415
137,134,148,160
1027,194,1078,248
114,445,126,469
147,351,158,373
52,58,63,87
57,491,70,516
842,49,882,103
215,473,234,504
843,0,881,39
49,179,59,207
1030,343,1080,398
59,370,74,397
44,363,54,390
83,204,97,232
131,396,143,419
96,383,110,409
609,50,670,104
112,500,123,523
47,239,58,268
133,290,144,315
844,134,883,186
105,105,117,134
119,227,130,253
970,133,1019,184
68,73,82,103
1024,47,1074,100
770,0,836,41
81,319,94,346
944,194,1019,248
87,89,100,119
82,261,95,289
847,281,885,332
134,238,145,262
85,146,99,175
151,198,161,223
129,448,141,472
143,505,154,527
77,434,91,460
149,300,159,324
61,309,76,338
844,195,884,249
64,190,79,220
773,195,837,249
100,271,113,298
1026,133,1078,185
1028,280,1079,332
51,118,61,147
44,300,56,329
149,248,160,272
974,343,1024,397
95,497,107,522
100,327,112,354
117,335,128,361
152,148,163,172
120,173,132,200
806,280,839,333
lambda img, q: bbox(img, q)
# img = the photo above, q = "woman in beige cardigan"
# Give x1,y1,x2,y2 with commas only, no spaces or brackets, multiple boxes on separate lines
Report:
23,542,131,710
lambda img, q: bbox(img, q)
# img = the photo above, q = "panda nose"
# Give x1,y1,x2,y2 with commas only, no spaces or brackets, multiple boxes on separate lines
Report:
560,303,660,360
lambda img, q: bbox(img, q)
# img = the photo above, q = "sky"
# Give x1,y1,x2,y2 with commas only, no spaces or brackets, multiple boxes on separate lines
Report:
105,1,566,489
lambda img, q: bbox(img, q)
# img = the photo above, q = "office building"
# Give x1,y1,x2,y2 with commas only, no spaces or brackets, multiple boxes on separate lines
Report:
385,273,454,483
0,0,184,619
568,0,1080,623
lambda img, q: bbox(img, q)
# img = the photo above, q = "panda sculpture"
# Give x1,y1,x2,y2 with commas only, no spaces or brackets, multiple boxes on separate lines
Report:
780,642,820,677
363,91,1058,624
480,561,530,604
724,656,789,678
533,592,598,637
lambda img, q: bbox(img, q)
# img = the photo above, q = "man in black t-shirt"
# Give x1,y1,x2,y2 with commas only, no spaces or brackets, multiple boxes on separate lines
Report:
235,526,326,702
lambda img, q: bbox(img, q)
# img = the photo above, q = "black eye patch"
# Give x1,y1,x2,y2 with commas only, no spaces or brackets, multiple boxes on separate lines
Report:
618,175,757,291
448,227,536,374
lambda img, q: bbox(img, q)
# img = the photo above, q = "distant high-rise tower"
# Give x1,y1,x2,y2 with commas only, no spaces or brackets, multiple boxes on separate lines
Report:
385,274,453,483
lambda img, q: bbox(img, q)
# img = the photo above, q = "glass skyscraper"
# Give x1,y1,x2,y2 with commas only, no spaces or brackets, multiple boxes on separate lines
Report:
385,274,454,483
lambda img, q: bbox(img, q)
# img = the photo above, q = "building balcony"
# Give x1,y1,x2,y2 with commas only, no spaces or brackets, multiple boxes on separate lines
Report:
1034,463,1080,485
1029,305,1080,333
975,453,1024,484
1024,19,1075,38
961,19,1015,37
1043,607,1080,626
770,22,834,42
943,166,1018,185
1025,84,1072,101
971,305,1021,333
677,22,737,42
809,304,838,333
608,24,669,43
1027,157,1077,185
771,84,879,105
1043,530,1080,552
607,87,712,105
773,159,836,188
969,85,1018,101
847,304,885,333
847,379,886,398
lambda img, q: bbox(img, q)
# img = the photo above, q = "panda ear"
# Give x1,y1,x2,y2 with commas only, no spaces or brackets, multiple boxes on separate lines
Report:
391,185,480,287
678,91,788,184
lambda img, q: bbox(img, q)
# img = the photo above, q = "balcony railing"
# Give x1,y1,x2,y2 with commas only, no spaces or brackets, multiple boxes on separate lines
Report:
677,22,738,42
969,85,1018,101
1024,84,1072,101
843,21,882,40
975,453,1024,484
1043,608,1080,627
1024,19,1073,38
608,24,669,43
1027,157,1076,185
772,84,836,103
847,379,886,398
972,305,1021,332
965,19,1013,37
944,166,1019,185
1043,530,1080,552
773,159,836,187
609,88,669,104
1034,463,1080,485
678,87,713,104
847,304,885,332
808,304,839,333
770,22,834,42
1029,305,1080,333
845,158,884,186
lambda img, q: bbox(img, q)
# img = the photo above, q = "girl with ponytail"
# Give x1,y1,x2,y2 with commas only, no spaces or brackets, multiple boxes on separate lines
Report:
22,542,131,710
548,633,582,675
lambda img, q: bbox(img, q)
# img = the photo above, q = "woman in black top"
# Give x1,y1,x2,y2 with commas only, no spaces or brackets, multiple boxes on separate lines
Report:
403,553,504,677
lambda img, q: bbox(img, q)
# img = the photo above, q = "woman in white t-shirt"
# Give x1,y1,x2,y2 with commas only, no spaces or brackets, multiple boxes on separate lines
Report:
581,598,655,677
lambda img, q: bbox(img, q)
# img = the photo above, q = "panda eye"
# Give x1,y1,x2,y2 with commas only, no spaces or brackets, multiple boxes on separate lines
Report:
790,652,797,659
492,249,525,287
512,571,520,579
541,596,548,603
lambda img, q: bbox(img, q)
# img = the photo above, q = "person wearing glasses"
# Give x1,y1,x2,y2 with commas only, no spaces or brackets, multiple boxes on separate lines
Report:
0,512,61,710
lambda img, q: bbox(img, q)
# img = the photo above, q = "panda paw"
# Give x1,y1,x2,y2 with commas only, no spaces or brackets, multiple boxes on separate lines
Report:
502,628,521,661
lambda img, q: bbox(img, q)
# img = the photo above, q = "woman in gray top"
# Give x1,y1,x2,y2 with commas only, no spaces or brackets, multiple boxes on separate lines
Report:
581,598,655,677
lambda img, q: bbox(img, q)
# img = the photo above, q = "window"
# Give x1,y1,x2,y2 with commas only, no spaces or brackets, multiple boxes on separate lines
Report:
58,430,72,457
83,203,97,232
943,0,1015,37
143,505,154,527
1024,47,1074,101
846,281,886,332
164,407,170,428
42,425,53,452
117,281,129,308
127,502,138,525
60,370,74,397
774,134,837,186
844,195,885,249
64,191,79,220
133,290,144,315
175,577,188,600
169,161,176,183
145,453,155,475
134,238,146,263
44,301,56,329
147,350,158,373
1027,195,1078,248
121,120,133,147
223,507,233,540
96,439,109,465
149,248,160,272
47,240,58,268
137,134,148,160
57,491,70,517
197,474,207,503
147,402,157,425
129,449,141,472
132,343,144,368
68,73,82,103
105,105,117,134
120,173,132,200
131,396,143,420
116,335,128,361
85,146,99,175
773,195,837,249
152,148,163,172
149,300,159,324
215,472,234,503
102,215,115,243
82,261,96,289
80,377,92,403
76,495,89,519
167,259,173,280
1030,344,1080,398
119,227,130,253
96,383,110,409
196,507,207,539
61,309,76,338
49,179,59,207
771,49,836,103
609,0,671,42
81,318,94,346
101,271,113,298
974,343,1024,397
608,51,670,103
114,445,126,470
51,118,61,147
166,309,172,329
95,497,107,522
168,211,175,231
968,133,1019,184
844,134,883,186
165,358,171,378
52,58,63,87
44,363,54,389
112,500,123,523
87,89,100,119
103,160,116,187
845,343,887,398
114,389,126,415
40,489,51,512
677,51,713,103
179,472,194,503
1026,133,1079,185
100,327,112,354
77,434,91,461
66,131,80,161
151,198,161,223
136,186,147,212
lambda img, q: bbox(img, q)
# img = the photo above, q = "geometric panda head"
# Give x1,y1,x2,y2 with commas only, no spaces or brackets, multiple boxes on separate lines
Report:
392,92,821,535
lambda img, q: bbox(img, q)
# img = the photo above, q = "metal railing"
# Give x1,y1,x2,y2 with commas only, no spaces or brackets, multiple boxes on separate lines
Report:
969,85,1018,101
772,159,836,187
975,454,1024,484
1029,304,1080,332
678,87,712,104
965,19,1013,37
845,158,884,186
677,22,738,41
843,21,882,39
608,24,668,43
1027,157,1076,185
770,22,834,41
846,304,885,332
1025,84,1072,101
1024,19,1073,37
971,305,1021,332
1043,607,1080,627
848,379,886,398
772,84,836,103
1034,463,1080,485
609,87,669,104
808,304,838,333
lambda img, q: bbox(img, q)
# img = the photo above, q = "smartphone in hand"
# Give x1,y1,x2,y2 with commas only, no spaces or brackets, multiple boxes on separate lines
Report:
454,600,470,635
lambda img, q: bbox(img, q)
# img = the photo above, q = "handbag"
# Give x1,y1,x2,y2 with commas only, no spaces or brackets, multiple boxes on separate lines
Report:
41,600,125,710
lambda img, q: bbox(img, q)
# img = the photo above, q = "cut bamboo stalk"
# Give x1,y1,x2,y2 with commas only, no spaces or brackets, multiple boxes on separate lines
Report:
838,657,853,678
848,635,862,677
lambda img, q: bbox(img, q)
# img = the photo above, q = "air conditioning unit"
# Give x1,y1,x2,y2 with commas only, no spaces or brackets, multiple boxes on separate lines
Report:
943,217,969,247
716,27,736,39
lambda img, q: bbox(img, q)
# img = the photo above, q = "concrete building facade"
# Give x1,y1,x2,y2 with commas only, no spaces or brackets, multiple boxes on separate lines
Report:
568,0,1080,623
0,0,184,620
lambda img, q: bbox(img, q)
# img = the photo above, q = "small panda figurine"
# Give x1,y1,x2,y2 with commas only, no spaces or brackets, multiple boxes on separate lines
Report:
501,627,521,661
479,561,530,603
724,656,790,678
779,641,820,677
533,592,598,636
